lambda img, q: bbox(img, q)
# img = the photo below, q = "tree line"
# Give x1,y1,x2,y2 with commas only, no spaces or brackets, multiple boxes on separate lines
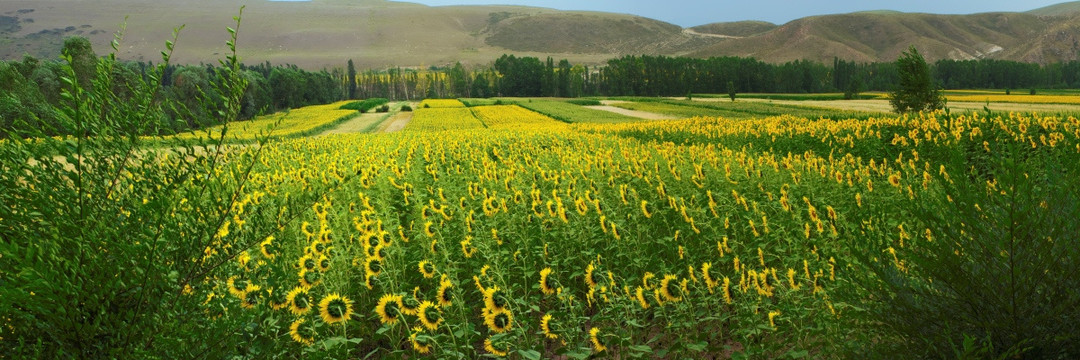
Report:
352,55,1080,100
1,37,342,136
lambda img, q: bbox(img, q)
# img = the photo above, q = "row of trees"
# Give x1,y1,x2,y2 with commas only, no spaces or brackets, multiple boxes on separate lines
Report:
348,55,1080,100
1,37,342,136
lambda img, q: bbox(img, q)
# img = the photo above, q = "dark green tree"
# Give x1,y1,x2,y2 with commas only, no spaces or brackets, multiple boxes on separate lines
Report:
61,36,97,90
347,59,357,99
727,80,736,102
890,46,945,113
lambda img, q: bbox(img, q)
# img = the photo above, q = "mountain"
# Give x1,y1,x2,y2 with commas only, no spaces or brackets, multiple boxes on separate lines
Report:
2,0,1080,69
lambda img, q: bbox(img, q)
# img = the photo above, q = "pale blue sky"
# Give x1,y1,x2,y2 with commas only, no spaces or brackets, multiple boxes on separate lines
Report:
401,0,1068,27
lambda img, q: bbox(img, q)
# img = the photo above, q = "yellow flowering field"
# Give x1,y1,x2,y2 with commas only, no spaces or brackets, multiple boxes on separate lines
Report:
168,100,359,142
419,99,468,108
168,104,1080,358
945,94,1080,104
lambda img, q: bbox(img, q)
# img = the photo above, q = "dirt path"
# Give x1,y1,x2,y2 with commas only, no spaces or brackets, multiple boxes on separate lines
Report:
377,111,413,133
682,28,743,39
319,113,387,135
734,98,1080,114
586,100,679,120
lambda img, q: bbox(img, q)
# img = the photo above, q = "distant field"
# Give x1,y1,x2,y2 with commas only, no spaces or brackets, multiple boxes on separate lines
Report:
510,99,643,123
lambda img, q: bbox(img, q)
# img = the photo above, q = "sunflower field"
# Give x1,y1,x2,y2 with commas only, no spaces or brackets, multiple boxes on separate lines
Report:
4,17,1080,358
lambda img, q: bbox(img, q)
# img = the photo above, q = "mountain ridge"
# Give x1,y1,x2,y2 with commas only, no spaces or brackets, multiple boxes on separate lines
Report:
2,0,1079,69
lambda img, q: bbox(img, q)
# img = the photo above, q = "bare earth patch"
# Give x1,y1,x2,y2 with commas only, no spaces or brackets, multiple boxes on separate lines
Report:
587,100,678,120
319,113,385,135
377,112,414,133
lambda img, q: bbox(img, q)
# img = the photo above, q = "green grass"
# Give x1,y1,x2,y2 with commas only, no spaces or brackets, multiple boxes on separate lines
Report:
611,98,876,120
512,100,641,123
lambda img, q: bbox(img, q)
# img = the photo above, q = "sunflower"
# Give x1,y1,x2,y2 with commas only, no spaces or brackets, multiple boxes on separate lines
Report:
241,284,261,309
635,286,649,309
418,260,436,279
722,276,733,304
365,256,383,277
299,269,321,289
436,278,453,307
317,255,331,273
640,199,652,218
410,326,433,354
310,241,327,256
702,262,718,293
540,313,558,339
589,327,606,352
298,254,317,272
289,317,315,346
417,301,443,330
659,274,682,303
484,308,513,333
260,236,277,260
768,310,781,330
483,286,507,312
539,267,557,295
584,262,598,289
375,294,402,325
460,237,476,258
267,287,288,311
226,276,247,298
888,173,901,187
287,287,313,315
400,296,420,316
423,221,435,238
483,336,509,357
319,294,353,325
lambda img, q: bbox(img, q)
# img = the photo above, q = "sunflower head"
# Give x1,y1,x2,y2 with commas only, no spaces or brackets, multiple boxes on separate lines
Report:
289,317,316,346
484,308,513,333
299,269,321,289
418,260,436,279
365,256,383,277
299,254,317,272
483,287,507,312
260,236,277,260
417,301,442,330
227,276,247,298
437,279,453,307
317,255,331,272
483,336,509,357
410,326,433,354
319,294,354,325
539,267,557,295
589,327,606,352
241,284,262,309
287,287,312,315
660,274,682,302
375,294,402,325
585,263,598,289
541,313,558,339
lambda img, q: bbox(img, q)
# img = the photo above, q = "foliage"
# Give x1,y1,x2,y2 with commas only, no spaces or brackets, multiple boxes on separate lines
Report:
514,99,640,123
890,46,946,113
166,101,359,143
339,98,388,113
0,9,327,357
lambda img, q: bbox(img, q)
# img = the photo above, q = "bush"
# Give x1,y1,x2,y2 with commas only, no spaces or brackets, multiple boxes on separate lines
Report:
846,128,1080,358
400,104,412,112
376,104,390,113
339,97,388,113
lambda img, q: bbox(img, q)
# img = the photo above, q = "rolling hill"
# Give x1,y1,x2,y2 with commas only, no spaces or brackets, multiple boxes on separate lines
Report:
2,0,1080,69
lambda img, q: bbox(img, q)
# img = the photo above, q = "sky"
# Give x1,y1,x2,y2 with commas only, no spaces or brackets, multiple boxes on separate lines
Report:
401,0,1068,27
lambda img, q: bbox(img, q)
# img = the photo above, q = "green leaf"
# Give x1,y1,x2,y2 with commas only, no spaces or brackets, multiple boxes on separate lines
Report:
685,341,707,352
518,349,541,360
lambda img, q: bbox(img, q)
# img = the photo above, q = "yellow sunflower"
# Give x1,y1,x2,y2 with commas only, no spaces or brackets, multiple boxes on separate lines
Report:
287,287,312,315
418,260,436,279
298,254,317,273
410,326,433,354
540,313,557,339
483,336,509,357
241,284,261,309
635,286,649,309
319,294,353,325
259,236,277,260
365,256,382,277
375,294,402,325
539,267,557,295
589,327,606,352
483,308,513,334
437,277,454,308
299,269,321,289
317,254,331,273
483,286,507,312
226,276,247,298
417,301,443,330
289,317,315,346
659,274,682,303
584,263,598,289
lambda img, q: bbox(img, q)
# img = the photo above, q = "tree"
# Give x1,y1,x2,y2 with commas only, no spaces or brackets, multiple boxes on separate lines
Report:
890,46,945,113
61,36,97,90
346,59,357,99
727,81,736,102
